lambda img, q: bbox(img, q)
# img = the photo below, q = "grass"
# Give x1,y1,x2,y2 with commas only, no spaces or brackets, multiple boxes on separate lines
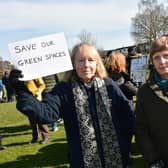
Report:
0,102,69,168
0,102,147,168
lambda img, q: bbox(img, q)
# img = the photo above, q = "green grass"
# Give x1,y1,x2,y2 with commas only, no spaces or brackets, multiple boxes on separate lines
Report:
0,102,69,168
0,102,147,168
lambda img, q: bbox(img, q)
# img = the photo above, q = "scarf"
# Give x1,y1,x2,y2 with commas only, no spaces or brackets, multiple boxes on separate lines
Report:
72,77,122,168
154,71,168,96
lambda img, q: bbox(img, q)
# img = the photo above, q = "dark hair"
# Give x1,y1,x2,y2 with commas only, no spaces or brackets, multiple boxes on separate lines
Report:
150,35,168,59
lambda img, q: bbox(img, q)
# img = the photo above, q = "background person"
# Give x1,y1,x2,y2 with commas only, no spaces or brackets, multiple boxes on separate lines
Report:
0,79,3,102
25,78,50,144
2,71,15,102
135,35,168,168
9,42,134,168
105,50,138,101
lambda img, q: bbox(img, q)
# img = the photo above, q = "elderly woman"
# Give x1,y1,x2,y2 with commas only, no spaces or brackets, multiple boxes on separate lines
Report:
9,42,134,168
135,35,168,168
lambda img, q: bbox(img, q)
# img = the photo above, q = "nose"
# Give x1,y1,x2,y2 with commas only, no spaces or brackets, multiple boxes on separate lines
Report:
84,60,89,66
160,57,167,64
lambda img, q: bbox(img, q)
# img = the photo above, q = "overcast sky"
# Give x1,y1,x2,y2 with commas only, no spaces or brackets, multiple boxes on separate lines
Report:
0,0,167,61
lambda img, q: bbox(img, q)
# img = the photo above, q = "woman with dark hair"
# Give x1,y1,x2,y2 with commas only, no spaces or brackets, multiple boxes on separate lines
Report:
135,35,168,168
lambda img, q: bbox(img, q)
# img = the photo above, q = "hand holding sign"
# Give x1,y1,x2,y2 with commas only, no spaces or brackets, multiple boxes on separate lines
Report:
8,69,26,93
8,32,73,81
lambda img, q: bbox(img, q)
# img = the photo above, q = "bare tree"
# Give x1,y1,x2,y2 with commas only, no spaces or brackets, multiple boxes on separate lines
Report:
131,0,168,44
78,29,97,46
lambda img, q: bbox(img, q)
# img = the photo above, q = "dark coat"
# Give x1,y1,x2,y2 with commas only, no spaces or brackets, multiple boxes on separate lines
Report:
135,78,168,165
108,71,138,100
43,74,59,94
16,77,134,168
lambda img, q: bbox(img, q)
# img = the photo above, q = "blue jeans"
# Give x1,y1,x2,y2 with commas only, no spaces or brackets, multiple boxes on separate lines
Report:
51,121,57,129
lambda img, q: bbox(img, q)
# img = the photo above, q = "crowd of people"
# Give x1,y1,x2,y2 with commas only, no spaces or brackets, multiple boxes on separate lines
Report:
1,35,168,168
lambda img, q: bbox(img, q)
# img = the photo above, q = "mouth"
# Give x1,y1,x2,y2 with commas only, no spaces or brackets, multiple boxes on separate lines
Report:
160,66,168,69
159,67,168,72
83,71,90,74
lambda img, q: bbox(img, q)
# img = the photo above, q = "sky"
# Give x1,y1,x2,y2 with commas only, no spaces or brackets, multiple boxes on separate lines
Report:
0,0,167,61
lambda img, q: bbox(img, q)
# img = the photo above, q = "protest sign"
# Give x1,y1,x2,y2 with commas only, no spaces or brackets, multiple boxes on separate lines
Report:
8,32,73,80
130,56,147,86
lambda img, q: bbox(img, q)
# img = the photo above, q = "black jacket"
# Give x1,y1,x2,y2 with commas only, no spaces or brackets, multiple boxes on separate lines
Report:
108,71,138,100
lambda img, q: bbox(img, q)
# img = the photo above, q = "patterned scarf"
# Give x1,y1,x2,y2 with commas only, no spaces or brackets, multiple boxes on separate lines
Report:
72,77,122,168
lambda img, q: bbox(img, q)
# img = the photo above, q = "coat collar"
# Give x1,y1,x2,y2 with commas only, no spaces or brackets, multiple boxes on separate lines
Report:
147,79,168,103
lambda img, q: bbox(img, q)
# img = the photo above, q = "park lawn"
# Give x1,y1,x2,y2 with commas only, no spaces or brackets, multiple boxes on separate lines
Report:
0,102,147,168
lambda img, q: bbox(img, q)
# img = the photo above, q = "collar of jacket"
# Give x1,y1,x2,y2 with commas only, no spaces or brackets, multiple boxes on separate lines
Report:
147,77,168,103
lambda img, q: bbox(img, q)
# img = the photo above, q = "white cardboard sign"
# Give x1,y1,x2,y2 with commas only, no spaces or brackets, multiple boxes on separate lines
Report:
8,32,73,80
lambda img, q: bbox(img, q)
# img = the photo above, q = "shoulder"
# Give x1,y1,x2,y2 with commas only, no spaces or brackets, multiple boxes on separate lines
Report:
137,83,151,96
104,77,116,86
52,81,71,93
121,72,134,84
108,71,122,81
139,82,150,91
104,77,124,95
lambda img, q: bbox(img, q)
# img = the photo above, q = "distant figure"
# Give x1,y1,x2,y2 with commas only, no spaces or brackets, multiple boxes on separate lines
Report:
105,51,138,101
2,71,15,102
0,79,3,102
25,78,50,144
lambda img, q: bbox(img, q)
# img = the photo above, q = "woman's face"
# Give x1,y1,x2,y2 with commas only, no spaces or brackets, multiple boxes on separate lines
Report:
152,50,168,79
74,45,97,83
